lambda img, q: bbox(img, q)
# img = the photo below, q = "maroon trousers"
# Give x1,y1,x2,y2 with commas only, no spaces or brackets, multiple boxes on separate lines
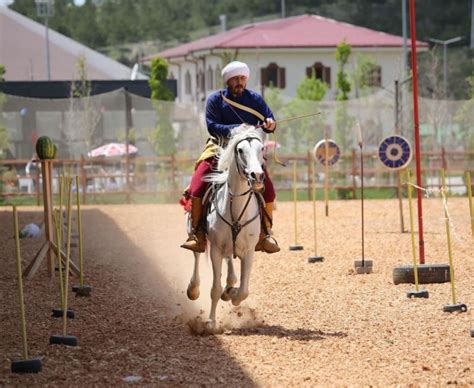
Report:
189,157,276,203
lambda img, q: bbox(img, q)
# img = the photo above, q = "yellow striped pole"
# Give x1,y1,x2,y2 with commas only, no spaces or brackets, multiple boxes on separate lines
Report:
466,171,473,239
75,176,84,286
63,177,73,336
441,169,457,305
407,170,420,289
293,160,298,244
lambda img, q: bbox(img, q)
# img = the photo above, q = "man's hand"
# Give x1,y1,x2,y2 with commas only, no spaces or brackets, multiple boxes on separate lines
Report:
262,118,276,133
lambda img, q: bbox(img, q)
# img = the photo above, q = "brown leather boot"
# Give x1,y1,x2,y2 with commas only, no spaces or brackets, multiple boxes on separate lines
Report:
255,202,280,253
181,196,207,252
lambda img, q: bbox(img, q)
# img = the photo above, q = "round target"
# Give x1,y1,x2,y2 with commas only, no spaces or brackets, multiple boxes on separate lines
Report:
378,135,412,170
313,139,340,166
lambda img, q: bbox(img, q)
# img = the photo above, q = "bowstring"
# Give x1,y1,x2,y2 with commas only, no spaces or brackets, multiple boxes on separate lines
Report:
224,92,286,167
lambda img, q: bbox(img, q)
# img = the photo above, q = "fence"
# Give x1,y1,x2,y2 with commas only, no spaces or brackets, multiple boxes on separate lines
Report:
1,148,472,205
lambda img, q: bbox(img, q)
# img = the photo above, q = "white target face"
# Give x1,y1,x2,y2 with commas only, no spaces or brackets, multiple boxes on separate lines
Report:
313,139,340,166
378,135,412,170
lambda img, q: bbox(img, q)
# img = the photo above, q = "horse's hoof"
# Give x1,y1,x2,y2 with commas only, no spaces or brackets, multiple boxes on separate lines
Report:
205,320,216,331
221,286,237,301
187,285,200,301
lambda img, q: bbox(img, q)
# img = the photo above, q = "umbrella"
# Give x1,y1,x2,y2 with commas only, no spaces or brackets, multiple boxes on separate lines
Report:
87,143,138,158
264,140,281,149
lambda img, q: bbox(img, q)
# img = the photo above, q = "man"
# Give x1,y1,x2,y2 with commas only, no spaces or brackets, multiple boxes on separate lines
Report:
181,61,280,254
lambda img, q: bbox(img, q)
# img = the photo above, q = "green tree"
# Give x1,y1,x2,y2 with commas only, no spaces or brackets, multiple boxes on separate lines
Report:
264,84,284,114
352,53,380,97
296,70,328,101
335,41,354,150
454,76,474,151
148,57,175,155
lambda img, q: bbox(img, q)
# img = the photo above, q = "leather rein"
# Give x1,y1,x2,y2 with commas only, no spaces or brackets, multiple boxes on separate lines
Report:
211,136,264,258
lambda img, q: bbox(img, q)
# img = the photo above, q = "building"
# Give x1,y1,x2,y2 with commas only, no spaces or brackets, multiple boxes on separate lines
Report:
145,14,427,102
0,5,145,81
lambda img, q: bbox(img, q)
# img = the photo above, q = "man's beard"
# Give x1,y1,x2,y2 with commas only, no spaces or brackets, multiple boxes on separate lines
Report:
230,84,245,97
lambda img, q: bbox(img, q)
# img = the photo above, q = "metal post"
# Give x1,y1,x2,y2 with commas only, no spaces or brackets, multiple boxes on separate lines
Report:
45,17,51,81
402,0,408,75
429,36,463,99
408,0,425,264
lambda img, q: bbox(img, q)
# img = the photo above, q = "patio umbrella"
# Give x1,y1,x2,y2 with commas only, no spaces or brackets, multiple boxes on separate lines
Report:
264,140,281,149
87,143,138,158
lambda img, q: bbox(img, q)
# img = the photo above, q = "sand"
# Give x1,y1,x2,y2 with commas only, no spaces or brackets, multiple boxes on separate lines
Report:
0,198,472,386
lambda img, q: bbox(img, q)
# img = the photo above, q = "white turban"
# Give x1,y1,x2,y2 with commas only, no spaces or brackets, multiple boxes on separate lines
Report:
221,61,250,83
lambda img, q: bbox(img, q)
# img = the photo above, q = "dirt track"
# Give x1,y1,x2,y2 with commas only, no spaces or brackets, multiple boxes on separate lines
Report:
1,198,473,386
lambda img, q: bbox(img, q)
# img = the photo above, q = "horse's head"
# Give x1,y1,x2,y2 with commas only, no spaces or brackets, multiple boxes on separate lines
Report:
219,124,266,192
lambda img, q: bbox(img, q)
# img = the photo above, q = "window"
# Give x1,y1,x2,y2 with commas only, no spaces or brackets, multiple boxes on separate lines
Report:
365,65,382,87
196,70,204,94
306,62,331,86
185,70,192,95
215,65,222,89
206,66,214,90
261,63,286,89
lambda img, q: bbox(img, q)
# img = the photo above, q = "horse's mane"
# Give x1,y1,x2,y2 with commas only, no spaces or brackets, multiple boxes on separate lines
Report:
203,124,263,185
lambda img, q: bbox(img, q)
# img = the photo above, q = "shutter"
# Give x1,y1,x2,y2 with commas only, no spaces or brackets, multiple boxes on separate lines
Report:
278,67,286,89
261,68,268,86
324,67,331,86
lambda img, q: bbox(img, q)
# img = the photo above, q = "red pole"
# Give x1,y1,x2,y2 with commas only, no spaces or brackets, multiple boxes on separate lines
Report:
409,0,425,264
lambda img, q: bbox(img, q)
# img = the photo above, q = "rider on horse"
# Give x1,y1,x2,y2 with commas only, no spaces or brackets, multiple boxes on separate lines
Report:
181,61,280,254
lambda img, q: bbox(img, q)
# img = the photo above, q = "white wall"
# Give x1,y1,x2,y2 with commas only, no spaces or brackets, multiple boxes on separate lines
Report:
168,47,405,103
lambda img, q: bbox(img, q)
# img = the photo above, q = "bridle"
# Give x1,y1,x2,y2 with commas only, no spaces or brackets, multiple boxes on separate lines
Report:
212,136,265,258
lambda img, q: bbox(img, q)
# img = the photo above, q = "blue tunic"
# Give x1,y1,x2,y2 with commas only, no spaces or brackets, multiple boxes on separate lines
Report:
206,88,275,139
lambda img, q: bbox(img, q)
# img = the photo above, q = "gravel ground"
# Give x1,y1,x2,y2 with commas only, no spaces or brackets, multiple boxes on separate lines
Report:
0,198,473,386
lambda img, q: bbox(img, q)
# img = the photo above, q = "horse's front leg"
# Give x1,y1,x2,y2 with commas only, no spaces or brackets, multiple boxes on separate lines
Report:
231,252,254,306
207,247,224,329
221,257,238,301
187,252,201,300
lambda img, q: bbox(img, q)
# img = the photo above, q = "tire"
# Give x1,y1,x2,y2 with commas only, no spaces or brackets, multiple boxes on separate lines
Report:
393,264,450,285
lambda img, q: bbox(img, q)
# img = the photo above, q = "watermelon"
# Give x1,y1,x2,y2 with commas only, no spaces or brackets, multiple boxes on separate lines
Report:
35,136,56,159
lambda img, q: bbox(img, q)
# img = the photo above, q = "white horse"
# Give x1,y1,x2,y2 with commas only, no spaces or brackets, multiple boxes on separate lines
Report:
186,124,266,331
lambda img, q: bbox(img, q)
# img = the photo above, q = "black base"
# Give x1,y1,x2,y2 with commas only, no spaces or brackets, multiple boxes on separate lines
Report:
51,308,75,319
49,335,77,346
289,245,304,251
442,303,468,313
354,260,373,274
11,358,42,373
407,289,429,298
72,284,92,296
308,256,324,263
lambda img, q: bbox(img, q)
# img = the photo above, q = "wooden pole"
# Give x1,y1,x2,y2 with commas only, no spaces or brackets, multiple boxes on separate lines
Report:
42,160,54,276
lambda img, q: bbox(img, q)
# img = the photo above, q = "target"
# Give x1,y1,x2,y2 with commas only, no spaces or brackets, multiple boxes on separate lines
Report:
378,135,412,170
313,139,340,166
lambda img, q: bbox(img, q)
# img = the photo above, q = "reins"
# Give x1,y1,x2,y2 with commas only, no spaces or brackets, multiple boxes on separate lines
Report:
211,136,263,258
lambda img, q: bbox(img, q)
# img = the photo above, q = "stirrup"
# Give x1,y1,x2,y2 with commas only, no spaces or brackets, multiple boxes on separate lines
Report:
255,234,280,254
180,233,206,253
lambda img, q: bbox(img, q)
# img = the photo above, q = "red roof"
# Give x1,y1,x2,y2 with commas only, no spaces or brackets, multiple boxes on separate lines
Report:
150,14,426,60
